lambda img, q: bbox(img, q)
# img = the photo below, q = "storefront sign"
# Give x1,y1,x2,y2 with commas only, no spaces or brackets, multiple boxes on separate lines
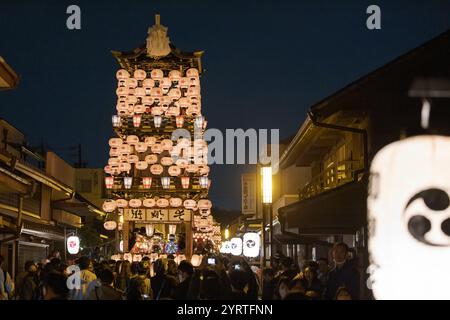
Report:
123,208,191,222
241,173,256,214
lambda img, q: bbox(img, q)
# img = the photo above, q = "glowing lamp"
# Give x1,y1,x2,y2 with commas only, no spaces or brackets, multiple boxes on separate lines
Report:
199,176,209,189
176,115,184,128
105,176,114,189
154,116,162,128
181,176,190,189
123,177,133,189
133,114,142,127
194,116,204,129
161,177,171,189
368,135,450,300
67,236,80,255
261,166,272,204
103,220,117,231
142,177,152,189
230,237,243,256
243,233,260,258
112,115,121,127
191,254,202,267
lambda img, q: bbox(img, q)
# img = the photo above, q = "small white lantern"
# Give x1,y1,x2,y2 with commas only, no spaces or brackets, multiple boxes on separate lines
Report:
115,199,128,208
154,116,162,128
104,220,117,231
199,176,209,189
67,236,80,255
109,138,123,148
123,177,133,189
191,254,202,267
150,164,163,175
112,115,121,127
194,116,204,129
142,177,152,189
169,197,182,207
144,136,157,146
161,177,171,189
116,69,130,80
230,237,243,256
368,135,450,300
150,69,164,80
181,176,190,189
143,198,156,208
135,142,148,153
156,198,169,208
129,199,142,208
136,161,148,171
134,69,147,81
126,135,139,145
168,165,181,177
102,199,117,213
183,199,197,210
243,233,260,258
105,177,114,189
145,154,158,164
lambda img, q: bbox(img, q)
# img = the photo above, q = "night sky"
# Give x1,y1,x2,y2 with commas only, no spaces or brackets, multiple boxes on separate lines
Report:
1,0,450,211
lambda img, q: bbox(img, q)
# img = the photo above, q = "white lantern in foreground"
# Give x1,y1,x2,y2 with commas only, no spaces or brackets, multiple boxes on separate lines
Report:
191,254,202,267
67,236,80,255
243,232,260,258
221,241,231,254
230,237,243,256
368,135,450,300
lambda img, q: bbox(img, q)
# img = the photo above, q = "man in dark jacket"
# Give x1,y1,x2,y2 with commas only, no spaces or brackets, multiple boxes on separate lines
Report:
172,261,193,300
324,242,360,300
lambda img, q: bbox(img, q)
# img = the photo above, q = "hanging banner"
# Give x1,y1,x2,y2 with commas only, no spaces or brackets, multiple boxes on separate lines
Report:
241,173,257,214
123,208,191,222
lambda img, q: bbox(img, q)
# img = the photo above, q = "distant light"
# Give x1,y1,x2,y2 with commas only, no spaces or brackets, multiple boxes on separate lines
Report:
261,166,272,204
230,237,243,256
67,236,80,255
154,116,162,128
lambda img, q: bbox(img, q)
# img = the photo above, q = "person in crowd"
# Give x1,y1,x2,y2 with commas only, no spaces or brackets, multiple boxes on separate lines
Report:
335,286,353,300
199,269,221,300
301,267,323,299
0,254,14,300
323,242,360,300
17,261,39,300
42,271,69,300
87,268,123,300
279,257,297,280
172,260,194,300
134,261,153,299
74,256,97,300
126,276,148,300
130,261,140,278
284,276,307,300
115,260,131,292
114,260,123,279
151,259,175,300
228,269,248,300
262,268,276,300
275,276,291,300
15,260,36,299
167,259,178,279
317,258,329,287
239,258,259,299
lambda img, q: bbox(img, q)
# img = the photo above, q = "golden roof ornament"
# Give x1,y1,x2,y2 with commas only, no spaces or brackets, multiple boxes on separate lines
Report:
146,14,171,58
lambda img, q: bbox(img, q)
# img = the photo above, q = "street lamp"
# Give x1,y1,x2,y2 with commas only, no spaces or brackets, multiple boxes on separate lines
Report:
161,177,171,189
224,228,230,240
261,166,272,204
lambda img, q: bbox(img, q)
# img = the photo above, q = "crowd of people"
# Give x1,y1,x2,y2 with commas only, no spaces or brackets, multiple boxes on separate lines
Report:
0,242,360,300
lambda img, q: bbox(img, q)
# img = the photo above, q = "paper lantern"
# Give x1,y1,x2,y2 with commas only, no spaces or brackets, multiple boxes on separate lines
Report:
177,138,191,148
153,116,162,128
186,68,199,78
119,162,131,173
105,177,114,189
126,135,139,145
179,77,189,89
102,199,117,213
129,199,142,208
169,197,182,208
177,97,190,108
168,88,181,100
123,177,133,189
142,95,154,106
170,146,181,157
168,165,181,177
161,139,173,150
135,142,148,153
150,87,163,98
109,138,122,148
134,104,146,114
143,198,156,208
175,115,184,128
184,199,197,210
144,136,157,146
194,116,204,129
136,161,148,170
230,237,243,256
186,164,198,174
142,78,154,88
199,165,210,175
150,69,163,80
67,236,80,255
142,177,152,188
199,208,210,217
199,176,209,189
169,70,181,82
151,143,163,154
151,106,163,116
146,224,155,237
160,77,172,91
134,88,146,99
126,78,138,89
166,106,180,117
243,233,260,258
220,241,231,254
115,199,128,208
145,154,158,164
156,198,169,208
161,157,174,166
112,115,121,127
119,240,124,253
187,86,200,98
161,177,171,189
116,87,128,97
116,69,130,80
126,94,137,105
175,158,189,168
191,254,202,267
108,157,119,166
161,95,171,109
127,155,139,164
150,164,163,175
368,135,450,300
104,220,117,231
104,165,113,175
134,69,147,81
181,176,190,189
109,148,120,157
198,199,212,210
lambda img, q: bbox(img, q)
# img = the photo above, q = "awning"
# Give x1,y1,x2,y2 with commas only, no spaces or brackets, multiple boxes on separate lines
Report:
52,192,104,218
278,177,368,235
273,231,333,247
